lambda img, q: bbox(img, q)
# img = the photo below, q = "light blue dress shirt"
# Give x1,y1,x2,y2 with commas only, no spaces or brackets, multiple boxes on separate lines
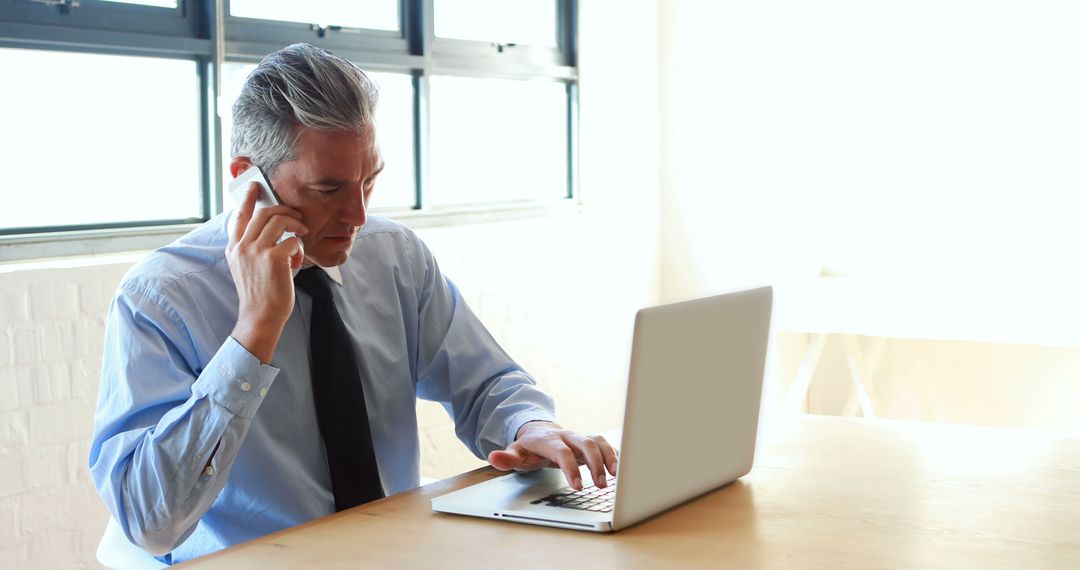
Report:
89,213,557,565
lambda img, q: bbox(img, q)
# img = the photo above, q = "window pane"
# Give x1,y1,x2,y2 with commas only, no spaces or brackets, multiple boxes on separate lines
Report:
221,64,415,209
429,76,567,205
0,49,200,231
435,0,557,46
229,0,398,32
100,0,177,7
219,62,255,198
366,72,415,209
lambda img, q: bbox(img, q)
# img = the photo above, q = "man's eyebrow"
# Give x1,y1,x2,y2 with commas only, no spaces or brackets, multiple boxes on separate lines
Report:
307,164,384,187
308,178,351,187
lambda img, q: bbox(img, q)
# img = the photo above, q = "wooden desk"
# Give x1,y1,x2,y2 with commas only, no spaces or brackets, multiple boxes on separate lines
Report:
180,416,1080,569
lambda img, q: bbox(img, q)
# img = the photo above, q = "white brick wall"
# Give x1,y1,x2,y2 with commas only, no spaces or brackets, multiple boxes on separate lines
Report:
0,262,130,568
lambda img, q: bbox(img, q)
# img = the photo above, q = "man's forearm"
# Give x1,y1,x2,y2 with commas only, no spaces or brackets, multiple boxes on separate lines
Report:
92,337,278,555
115,396,246,555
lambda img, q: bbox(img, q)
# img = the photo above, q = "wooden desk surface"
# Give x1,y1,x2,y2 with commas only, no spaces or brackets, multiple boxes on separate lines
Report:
180,416,1080,569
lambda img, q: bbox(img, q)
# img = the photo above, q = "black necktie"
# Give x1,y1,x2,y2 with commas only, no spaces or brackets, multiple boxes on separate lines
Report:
294,267,384,511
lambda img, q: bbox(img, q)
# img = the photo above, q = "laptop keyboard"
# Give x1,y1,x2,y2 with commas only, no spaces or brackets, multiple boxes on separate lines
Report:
531,478,617,513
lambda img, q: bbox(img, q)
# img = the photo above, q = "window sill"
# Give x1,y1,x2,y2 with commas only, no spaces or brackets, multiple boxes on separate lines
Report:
381,199,582,230
0,224,200,265
0,200,582,265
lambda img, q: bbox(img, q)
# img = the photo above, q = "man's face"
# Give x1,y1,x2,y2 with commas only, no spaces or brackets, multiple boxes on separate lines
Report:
265,126,383,267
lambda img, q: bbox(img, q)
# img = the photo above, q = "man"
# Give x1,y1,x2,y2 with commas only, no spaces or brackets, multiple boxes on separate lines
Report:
89,43,616,565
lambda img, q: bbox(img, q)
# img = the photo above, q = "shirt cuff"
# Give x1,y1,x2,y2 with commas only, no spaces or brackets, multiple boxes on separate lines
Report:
504,409,560,447
191,336,280,418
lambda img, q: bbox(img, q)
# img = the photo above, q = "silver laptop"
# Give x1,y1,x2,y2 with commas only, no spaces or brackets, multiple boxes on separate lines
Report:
431,286,772,532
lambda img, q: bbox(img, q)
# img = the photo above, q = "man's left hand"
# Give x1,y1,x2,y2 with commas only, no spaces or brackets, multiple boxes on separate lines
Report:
487,421,618,491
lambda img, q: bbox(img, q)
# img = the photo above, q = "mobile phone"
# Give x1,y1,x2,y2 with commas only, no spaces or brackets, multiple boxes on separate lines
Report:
227,166,295,243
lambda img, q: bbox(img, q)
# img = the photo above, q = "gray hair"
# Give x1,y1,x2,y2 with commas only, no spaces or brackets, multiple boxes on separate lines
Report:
231,43,379,179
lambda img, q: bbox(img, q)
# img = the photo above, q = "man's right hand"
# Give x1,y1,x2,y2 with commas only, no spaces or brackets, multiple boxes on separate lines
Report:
226,182,308,364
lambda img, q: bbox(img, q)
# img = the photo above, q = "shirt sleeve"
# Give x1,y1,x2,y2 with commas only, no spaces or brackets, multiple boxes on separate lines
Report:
88,285,278,557
410,236,558,458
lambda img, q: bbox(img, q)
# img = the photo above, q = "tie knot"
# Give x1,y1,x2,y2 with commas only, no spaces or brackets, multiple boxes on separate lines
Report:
294,267,334,302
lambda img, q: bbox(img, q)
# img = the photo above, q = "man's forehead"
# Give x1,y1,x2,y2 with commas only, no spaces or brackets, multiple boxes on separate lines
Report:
292,128,381,169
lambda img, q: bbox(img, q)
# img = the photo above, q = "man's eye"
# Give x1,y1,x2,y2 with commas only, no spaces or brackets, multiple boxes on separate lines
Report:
316,187,338,195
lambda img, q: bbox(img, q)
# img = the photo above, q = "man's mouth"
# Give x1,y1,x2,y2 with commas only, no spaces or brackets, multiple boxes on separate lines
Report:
324,231,356,244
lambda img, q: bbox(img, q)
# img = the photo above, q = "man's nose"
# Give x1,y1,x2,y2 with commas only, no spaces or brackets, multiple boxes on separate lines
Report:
341,186,367,226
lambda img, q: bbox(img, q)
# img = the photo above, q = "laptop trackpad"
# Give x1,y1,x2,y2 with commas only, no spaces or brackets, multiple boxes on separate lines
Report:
503,468,568,487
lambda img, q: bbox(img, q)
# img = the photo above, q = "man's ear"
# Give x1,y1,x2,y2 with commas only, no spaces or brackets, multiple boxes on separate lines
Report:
229,157,253,179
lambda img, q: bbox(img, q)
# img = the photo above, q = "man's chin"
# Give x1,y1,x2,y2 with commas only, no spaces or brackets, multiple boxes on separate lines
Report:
303,248,351,268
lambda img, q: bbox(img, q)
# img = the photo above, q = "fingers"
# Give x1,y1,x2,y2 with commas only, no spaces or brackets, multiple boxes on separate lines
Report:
255,214,309,248
230,179,305,247
241,205,306,247
505,429,578,488
289,238,305,269
595,435,619,477
271,236,305,268
242,204,302,243
230,182,259,243
545,440,582,490
508,426,620,491
568,434,608,488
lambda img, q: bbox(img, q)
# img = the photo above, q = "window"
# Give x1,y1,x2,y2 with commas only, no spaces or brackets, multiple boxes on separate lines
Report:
102,0,177,7
429,76,568,205
227,1,399,32
435,0,558,46
1,48,202,233
0,0,578,260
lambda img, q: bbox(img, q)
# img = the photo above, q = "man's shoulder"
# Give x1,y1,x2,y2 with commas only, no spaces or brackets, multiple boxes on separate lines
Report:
119,213,231,304
344,215,438,278
351,215,425,254
357,215,412,238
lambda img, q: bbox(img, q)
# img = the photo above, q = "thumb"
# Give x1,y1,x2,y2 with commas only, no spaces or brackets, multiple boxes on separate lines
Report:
487,444,524,471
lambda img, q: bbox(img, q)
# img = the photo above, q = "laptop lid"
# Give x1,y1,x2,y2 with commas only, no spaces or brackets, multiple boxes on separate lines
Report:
611,286,772,530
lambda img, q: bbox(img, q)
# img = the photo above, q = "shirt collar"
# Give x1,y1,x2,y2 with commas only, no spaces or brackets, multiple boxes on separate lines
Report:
291,264,344,286
321,265,344,285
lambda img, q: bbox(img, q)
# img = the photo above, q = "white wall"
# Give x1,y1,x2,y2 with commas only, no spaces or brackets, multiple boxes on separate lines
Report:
0,260,127,568
660,0,1080,295
659,1,820,302
0,1,660,567
658,0,1080,433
